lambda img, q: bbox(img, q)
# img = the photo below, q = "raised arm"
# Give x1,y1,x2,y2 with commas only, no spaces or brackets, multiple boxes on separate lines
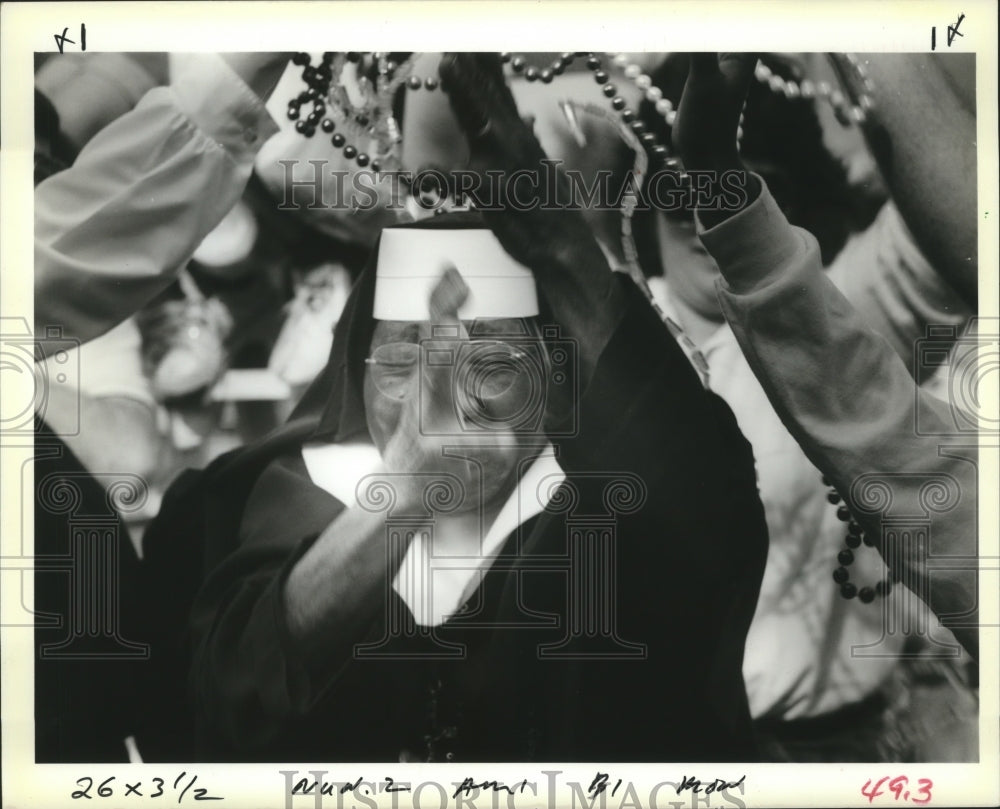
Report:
674,53,979,657
34,53,287,354
830,53,977,306
438,53,628,388
439,56,771,737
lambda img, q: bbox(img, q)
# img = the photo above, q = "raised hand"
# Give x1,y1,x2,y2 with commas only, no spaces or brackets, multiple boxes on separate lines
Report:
378,266,527,513
672,53,758,173
437,53,587,266
671,53,760,227
437,52,624,380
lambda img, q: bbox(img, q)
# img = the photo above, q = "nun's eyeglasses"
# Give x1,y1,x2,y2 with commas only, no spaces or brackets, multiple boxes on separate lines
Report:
365,340,527,367
365,340,531,401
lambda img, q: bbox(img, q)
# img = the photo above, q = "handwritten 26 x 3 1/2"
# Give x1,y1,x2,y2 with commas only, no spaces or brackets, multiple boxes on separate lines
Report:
71,773,222,802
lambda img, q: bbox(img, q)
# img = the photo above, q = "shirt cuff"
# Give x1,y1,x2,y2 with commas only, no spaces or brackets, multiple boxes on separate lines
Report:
168,53,279,163
697,174,813,294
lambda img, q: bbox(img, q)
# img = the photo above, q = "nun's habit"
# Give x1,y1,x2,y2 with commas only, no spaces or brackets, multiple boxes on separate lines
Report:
174,212,768,762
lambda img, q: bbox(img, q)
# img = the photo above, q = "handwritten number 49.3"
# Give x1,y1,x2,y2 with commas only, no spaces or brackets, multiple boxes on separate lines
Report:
862,776,933,805
54,24,86,53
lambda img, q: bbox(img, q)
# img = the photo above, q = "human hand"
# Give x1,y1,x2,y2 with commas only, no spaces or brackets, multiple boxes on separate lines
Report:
436,53,600,273
673,53,757,173
377,266,528,513
673,53,761,227
437,52,624,378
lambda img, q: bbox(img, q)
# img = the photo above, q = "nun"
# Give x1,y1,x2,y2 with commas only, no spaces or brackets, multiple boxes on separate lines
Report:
180,204,769,763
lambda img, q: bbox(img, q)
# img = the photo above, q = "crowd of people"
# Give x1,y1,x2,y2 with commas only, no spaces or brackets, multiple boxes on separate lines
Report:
31,50,980,764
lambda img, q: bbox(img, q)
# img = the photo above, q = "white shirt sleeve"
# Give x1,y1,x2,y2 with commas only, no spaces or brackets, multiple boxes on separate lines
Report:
827,201,972,375
34,53,279,354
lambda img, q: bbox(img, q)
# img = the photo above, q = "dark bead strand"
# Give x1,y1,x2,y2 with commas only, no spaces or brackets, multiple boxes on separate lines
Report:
291,52,678,170
827,483,886,603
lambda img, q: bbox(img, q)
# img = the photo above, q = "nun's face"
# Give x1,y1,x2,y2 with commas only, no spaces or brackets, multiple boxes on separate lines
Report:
363,318,545,504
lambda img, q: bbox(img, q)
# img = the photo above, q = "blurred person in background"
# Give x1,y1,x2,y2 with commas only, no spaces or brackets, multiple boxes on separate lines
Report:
664,52,979,760
631,52,976,761
31,51,286,761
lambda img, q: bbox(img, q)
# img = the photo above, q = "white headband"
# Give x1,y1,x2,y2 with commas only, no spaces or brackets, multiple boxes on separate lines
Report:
373,228,540,321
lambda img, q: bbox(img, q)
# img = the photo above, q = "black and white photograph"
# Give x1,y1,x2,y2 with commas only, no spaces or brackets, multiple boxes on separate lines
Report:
2,2,998,807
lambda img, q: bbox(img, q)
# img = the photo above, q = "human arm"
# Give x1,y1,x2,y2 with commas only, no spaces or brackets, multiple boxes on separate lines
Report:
191,270,530,747
828,200,972,376
703,184,978,657
829,53,977,306
35,52,167,152
438,53,627,387
437,55,770,746
671,53,979,656
821,53,976,372
33,53,286,355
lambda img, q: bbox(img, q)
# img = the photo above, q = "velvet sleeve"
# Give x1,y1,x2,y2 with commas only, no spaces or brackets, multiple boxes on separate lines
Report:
188,452,350,752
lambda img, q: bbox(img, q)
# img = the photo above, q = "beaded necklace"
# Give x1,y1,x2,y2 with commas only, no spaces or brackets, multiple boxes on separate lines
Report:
285,52,876,180
824,476,894,602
